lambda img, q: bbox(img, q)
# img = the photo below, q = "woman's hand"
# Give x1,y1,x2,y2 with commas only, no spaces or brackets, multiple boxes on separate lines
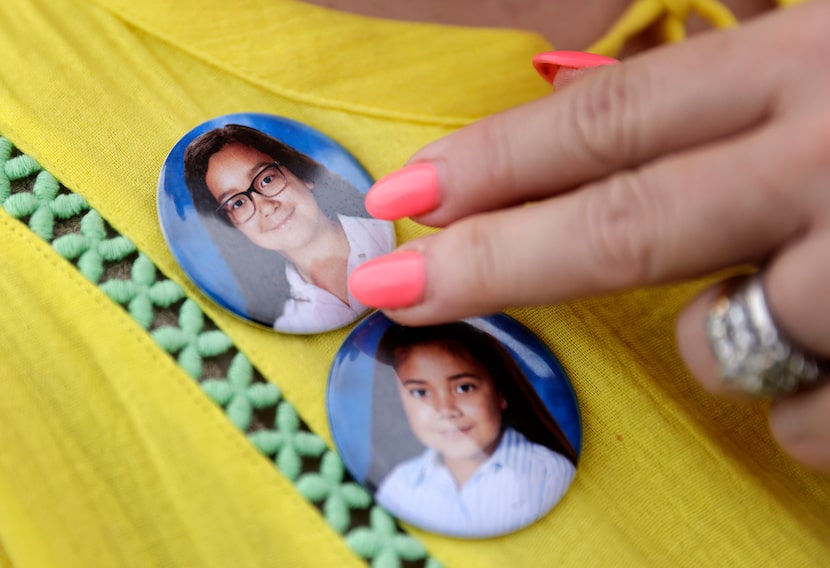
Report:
348,1,830,470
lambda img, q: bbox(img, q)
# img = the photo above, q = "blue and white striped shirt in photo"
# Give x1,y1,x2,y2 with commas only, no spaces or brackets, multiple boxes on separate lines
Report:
375,427,576,538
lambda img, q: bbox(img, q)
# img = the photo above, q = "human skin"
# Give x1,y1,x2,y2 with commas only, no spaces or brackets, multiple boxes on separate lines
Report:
348,1,830,471
394,343,508,487
205,142,351,302
307,0,772,54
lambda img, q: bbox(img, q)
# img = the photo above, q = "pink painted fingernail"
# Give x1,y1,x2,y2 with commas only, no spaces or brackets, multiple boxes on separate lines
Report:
365,163,440,220
532,51,619,84
349,251,425,309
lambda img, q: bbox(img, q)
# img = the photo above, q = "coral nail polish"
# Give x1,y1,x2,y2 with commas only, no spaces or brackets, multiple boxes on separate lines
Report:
532,51,619,84
365,162,440,220
349,251,425,309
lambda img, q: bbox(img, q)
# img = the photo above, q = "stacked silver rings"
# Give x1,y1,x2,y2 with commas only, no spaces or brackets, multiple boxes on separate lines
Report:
705,274,827,397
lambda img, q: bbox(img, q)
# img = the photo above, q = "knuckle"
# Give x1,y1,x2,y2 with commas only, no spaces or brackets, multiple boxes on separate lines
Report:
769,407,830,472
808,115,830,169
581,172,663,287
760,120,830,221
737,152,792,211
473,114,521,198
566,65,651,168
445,216,513,311
785,2,830,64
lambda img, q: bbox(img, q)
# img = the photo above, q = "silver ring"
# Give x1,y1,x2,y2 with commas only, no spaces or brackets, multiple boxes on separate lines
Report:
705,274,828,397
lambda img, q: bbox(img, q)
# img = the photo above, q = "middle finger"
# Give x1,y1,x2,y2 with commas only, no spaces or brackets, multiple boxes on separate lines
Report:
374,11,790,227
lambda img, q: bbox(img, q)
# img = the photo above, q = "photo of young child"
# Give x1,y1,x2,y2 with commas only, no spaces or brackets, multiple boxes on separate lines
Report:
158,113,394,333
327,313,581,539
375,322,577,537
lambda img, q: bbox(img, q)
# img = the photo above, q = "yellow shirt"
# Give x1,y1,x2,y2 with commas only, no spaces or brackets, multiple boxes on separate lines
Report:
0,0,826,567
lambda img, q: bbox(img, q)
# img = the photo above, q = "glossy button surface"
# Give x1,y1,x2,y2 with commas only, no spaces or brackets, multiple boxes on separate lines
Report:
327,311,582,538
157,113,395,334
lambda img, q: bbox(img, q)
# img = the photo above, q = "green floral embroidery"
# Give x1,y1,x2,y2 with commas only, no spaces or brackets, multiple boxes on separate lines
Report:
0,136,440,568
151,299,235,379
297,452,373,534
201,353,281,431
53,210,136,283
100,254,185,328
3,170,87,240
0,144,89,241
346,508,440,568
249,402,328,481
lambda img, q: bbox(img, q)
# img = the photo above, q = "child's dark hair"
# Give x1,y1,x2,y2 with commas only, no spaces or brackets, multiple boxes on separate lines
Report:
182,124,369,325
377,322,578,465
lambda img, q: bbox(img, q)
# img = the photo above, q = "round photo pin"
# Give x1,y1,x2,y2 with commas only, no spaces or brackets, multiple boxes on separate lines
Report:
327,311,582,539
157,113,395,334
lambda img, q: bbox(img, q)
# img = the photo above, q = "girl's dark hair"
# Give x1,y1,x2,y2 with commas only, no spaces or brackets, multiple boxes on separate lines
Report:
182,124,370,326
375,322,578,466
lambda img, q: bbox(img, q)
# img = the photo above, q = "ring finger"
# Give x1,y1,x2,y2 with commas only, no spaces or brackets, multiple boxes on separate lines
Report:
676,230,830,468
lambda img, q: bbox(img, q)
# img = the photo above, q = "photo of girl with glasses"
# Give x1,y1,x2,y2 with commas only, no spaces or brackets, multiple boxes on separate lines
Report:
183,124,394,333
370,321,578,538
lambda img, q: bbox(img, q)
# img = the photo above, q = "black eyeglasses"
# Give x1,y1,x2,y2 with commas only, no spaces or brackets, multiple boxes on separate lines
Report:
215,161,288,225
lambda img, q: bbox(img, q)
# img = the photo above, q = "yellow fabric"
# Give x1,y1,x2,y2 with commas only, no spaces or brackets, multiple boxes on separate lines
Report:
588,0,806,58
0,540,12,568
0,214,359,568
587,0,737,57
0,1,827,567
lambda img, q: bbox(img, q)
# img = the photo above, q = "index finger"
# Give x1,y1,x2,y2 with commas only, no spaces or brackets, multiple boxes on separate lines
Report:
365,10,788,228
349,112,816,324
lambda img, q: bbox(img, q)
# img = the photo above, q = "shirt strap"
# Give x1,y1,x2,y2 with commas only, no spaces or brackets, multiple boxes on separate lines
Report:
587,0,738,57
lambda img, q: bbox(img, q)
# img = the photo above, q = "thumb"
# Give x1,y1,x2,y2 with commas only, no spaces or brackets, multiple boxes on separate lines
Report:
531,51,619,90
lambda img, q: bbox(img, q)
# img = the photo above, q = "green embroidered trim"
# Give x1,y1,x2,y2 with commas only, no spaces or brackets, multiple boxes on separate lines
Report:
0,136,443,568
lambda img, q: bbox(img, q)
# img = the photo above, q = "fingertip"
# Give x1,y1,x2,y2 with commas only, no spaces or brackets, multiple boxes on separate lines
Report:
365,163,441,220
676,285,732,394
768,387,830,471
531,51,619,87
676,283,759,401
552,68,599,91
348,250,426,309
679,283,830,471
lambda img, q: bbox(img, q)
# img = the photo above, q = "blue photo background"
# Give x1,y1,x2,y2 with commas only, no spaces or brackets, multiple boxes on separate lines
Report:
157,113,374,321
327,312,583,486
